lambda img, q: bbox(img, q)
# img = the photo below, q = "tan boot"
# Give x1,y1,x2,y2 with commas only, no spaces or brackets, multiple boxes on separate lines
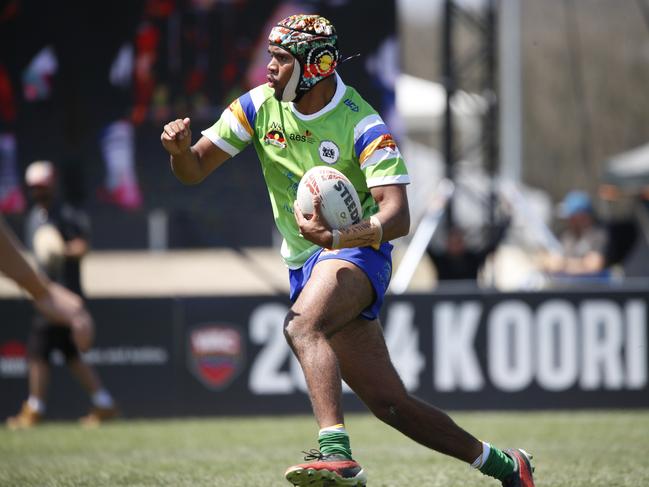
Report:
79,405,119,428
6,402,42,430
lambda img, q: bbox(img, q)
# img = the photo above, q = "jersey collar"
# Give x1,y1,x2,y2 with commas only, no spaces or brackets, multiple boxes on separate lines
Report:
289,72,346,121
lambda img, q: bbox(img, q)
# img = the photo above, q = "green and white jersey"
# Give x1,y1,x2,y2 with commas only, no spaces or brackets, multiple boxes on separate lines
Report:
201,73,410,269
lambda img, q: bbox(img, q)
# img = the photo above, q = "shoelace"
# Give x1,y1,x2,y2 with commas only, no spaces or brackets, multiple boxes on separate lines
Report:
302,449,326,461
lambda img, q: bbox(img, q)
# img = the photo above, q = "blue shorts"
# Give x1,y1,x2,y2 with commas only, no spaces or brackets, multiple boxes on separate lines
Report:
288,242,394,321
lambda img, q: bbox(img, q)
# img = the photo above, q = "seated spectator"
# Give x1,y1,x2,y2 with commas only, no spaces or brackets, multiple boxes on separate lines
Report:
541,190,609,277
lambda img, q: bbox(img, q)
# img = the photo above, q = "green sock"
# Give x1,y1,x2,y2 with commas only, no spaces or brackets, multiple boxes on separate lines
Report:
479,445,515,480
318,424,352,459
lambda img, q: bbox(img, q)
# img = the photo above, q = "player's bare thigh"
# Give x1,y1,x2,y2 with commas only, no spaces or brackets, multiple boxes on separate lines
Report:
289,258,374,338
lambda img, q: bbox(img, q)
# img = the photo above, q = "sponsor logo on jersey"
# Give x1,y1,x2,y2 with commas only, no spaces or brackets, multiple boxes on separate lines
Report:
288,130,315,144
187,324,244,390
319,140,340,164
264,122,286,148
344,98,359,112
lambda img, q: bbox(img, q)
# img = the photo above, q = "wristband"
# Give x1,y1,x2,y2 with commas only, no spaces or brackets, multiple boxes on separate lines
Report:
330,216,383,249
370,215,383,245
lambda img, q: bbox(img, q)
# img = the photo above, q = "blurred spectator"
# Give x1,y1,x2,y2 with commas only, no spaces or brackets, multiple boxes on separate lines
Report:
6,160,117,430
427,219,510,284
541,190,609,277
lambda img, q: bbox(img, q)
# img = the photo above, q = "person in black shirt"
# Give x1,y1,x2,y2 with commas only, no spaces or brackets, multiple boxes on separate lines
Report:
6,160,117,429
427,220,510,284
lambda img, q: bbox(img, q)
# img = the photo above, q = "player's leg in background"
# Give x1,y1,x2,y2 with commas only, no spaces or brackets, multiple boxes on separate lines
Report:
5,359,49,429
67,358,118,423
284,258,374,432
67,359,102,397
61,328,117,424
27,359,49,409
6,325,51,428
26,324,52,418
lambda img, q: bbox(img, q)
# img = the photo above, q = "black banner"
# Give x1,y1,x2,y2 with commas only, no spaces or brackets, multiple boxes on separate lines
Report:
1,289,647,420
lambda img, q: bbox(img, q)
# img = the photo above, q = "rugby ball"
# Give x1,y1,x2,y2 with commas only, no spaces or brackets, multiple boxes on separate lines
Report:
297,166,362,229
33,223,65,274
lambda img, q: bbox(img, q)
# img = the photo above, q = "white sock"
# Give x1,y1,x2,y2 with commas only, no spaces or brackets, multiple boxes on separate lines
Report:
91,389,114,409
318,424,347,436
471,441,491,469
27,396,45,414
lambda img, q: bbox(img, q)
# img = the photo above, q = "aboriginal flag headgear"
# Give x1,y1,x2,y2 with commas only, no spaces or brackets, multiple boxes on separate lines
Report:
269,14,339,102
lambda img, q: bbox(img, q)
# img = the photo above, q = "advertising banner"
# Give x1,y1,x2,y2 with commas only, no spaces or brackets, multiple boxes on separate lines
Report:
0,290,646,419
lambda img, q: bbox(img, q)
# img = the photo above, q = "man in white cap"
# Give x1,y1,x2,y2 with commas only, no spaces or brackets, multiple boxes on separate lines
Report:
6,161,117,429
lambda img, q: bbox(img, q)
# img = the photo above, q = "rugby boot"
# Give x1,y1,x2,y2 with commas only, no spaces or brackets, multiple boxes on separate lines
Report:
285,449,367,486
6,402,41,430
79,405,119,427
502,448,535,487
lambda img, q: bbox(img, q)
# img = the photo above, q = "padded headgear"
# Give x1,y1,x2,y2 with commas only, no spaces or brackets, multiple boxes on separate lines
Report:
269,14,339,102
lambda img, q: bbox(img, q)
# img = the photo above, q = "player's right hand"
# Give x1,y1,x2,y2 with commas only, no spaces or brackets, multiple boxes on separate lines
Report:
294,197,333,248
161,117,192,156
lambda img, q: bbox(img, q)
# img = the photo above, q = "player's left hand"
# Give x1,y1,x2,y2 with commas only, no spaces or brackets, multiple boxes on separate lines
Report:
294,197,334,248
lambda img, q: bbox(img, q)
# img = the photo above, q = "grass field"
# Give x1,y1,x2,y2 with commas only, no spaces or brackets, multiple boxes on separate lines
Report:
1,410,648,486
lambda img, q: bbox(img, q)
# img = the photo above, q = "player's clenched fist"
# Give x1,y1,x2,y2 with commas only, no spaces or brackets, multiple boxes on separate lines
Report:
161,117,192,155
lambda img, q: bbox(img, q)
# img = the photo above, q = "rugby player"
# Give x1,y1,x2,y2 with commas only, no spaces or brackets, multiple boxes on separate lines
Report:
161,14,535,487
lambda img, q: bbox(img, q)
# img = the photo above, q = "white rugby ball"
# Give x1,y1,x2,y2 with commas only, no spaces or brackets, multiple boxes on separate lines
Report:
33,223,65,274
297,166,362,229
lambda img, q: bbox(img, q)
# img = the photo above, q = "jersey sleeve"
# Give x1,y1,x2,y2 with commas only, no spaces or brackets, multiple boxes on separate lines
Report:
353,114,410,188
201,85,271,157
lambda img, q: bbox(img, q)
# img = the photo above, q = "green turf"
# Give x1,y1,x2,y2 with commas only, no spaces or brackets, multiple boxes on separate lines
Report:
1,410,648,486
